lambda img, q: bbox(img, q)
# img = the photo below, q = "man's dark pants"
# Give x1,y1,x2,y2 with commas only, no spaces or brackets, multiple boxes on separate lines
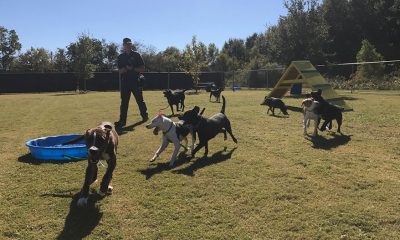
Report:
119,81,147,123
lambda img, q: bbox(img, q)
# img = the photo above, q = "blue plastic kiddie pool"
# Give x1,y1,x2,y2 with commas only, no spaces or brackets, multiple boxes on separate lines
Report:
26,134,87,161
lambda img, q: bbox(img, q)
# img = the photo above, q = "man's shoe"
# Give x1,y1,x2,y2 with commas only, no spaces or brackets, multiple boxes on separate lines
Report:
114,121,126,128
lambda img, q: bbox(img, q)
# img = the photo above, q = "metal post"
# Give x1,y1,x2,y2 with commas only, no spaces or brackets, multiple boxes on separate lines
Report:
167,71,170,89
232,71,235,92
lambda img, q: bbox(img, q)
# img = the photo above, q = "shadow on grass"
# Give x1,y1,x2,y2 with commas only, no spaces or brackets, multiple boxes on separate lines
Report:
41,190,76,199
172,147,237,176
342,96,360,101
287,106,303,113
116,120,146,136
56,192,104,240
18,153,83,165
50,93,80,97
165,113,182,118
137,152,189,180
308,133,352,150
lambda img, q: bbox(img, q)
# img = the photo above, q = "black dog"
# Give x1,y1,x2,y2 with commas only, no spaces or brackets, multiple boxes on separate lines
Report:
210,87,223,102
179,96,237,157
310,89,343,133
163,89,187,115
260,97,289,116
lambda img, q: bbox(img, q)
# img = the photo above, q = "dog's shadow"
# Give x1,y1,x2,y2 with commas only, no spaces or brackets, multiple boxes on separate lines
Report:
308,133,352,150
18,153,82,165
172,147,237,176
52,192,104,240
286,106,303,113
116,120,146,136
269,114,289,118
137,152,189,180
165,113,182,118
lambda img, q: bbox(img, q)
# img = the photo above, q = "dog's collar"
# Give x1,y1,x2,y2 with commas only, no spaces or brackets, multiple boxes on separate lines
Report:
163,122,174,135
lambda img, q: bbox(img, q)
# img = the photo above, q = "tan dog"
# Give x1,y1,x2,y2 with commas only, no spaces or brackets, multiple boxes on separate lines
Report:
63,122,118,206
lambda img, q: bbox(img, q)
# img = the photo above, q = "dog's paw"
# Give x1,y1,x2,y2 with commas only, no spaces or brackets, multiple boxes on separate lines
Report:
99,185,113,196
153,127,159,135
77,197,88,207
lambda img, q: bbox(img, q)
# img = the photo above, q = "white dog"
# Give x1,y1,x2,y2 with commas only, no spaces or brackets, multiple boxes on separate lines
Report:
302,98,320,136
146,113,195,167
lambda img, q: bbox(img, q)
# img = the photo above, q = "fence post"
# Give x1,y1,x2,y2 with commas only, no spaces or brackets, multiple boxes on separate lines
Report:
232,70,235,92
168,71,170,89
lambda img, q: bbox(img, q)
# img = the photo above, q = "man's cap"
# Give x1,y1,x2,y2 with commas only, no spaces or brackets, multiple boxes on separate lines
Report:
123,38,132,44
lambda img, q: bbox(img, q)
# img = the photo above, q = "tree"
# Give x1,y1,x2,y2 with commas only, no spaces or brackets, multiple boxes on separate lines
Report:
103,42,119,71
53,48,70,72
207,43,219,71
162,46,182,72
321,0,357,62
0,26,22,71
221,38,246,67
67,34,104,91
265,0,328,65
180,36,209,91
356,39,384,80
15,47,52,72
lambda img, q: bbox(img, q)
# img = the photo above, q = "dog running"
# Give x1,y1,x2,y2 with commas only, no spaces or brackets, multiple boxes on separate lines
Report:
146,109,205,167
163,89,187,115
62,122,118,207
310,89,343,133
179,96,237,157
261,96,289,116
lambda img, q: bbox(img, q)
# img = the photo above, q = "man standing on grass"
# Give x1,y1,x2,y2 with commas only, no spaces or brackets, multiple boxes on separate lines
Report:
115,37,148,128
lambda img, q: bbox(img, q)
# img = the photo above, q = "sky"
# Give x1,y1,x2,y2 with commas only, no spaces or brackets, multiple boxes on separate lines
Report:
0,0,287,53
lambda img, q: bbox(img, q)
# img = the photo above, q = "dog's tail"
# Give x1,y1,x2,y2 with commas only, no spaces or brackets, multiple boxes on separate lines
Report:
221,95,226,114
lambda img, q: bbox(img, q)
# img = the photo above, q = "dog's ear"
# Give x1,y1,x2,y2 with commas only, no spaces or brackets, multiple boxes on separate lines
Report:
84,129,91,139
157,112,164,118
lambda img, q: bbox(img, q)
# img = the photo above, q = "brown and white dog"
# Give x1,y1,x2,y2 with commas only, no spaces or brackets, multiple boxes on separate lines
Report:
63,122,118,206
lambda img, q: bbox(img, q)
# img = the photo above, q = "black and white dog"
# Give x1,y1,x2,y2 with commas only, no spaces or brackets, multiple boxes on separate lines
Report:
146,109,205,167
179,96,237,157
163,89,187,115
310,89,343,133
261,97,289,116
146,113,193,167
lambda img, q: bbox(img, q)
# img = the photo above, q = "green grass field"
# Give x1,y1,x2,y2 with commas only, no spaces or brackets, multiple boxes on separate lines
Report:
1,90,400,239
